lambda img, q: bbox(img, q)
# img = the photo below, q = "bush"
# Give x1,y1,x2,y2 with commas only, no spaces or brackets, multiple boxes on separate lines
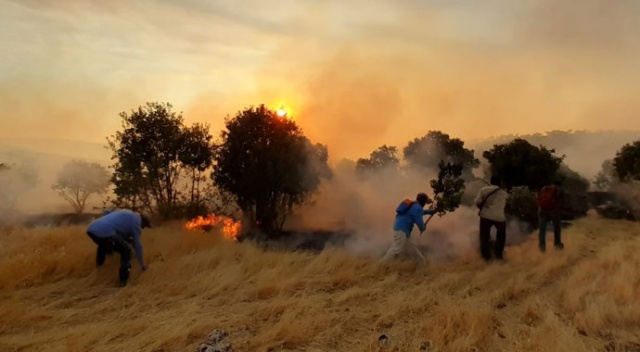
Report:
505,186,538,233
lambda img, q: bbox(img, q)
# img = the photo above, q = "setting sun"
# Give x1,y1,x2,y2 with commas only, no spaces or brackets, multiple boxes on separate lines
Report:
274,102,295,119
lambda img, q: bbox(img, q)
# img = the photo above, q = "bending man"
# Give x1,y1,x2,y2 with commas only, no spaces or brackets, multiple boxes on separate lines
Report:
86,209,151,286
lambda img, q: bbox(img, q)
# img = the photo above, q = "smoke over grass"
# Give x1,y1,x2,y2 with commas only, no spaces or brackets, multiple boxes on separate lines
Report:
286,161,531,261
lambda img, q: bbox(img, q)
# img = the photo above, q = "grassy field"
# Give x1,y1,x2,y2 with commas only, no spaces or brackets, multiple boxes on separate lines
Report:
1,215,639,352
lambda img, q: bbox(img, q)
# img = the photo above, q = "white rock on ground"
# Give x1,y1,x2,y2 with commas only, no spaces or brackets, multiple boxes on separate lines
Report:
197,329,232,352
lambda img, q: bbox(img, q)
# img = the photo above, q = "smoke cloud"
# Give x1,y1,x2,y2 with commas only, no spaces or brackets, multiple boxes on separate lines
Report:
2,0,639,152
286,163,531,260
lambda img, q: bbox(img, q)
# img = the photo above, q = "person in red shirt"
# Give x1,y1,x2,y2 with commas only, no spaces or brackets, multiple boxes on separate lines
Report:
537,181,565,252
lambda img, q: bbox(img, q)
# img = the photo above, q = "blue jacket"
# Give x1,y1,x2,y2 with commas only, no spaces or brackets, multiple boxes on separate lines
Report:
394,202,434,237
87,209,145,267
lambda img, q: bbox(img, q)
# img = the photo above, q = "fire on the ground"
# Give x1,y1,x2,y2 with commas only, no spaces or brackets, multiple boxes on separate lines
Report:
184,214,242,241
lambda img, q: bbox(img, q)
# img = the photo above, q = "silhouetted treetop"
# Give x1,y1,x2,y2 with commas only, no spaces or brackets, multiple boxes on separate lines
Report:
403,131,479,179
483,138,563,190
211,104,330,234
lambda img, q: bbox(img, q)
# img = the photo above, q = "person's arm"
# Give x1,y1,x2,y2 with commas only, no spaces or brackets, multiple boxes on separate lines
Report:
130,223,146,270
413,206,426,233
475,189,485,208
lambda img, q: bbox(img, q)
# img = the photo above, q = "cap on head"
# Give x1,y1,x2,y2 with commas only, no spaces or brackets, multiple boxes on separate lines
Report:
416,192,429,206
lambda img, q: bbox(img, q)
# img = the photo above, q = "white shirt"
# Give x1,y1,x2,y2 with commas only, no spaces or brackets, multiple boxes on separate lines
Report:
475,185,509,222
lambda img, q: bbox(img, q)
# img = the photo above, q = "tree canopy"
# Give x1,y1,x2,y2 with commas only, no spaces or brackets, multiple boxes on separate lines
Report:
593,159,616,191
613,140,640,182
429,161,465,216
404,131,480,179
483,138,564,190
355,145,399,176
211,105,330,234
107,102,214,219
52,160,111,214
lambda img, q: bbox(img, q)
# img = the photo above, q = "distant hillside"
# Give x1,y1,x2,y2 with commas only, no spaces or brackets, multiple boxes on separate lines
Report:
0,138,111,214
0,137,110,164
467,130,640,179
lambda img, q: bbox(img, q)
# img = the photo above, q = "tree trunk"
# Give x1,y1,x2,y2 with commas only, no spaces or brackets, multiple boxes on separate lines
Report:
190,168,196,210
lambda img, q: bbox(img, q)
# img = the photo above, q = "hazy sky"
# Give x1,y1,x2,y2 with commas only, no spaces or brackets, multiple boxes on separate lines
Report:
1,0,639,160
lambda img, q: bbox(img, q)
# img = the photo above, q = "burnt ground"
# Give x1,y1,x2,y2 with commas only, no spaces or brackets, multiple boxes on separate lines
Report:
238,228,355,252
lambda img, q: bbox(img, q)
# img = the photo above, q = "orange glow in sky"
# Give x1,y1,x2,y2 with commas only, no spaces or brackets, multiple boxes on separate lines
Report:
1,0,639,163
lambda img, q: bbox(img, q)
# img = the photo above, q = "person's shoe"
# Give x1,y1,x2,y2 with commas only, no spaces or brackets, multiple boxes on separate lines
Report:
554,243,564,250
119,279,128,287
539,245,546,252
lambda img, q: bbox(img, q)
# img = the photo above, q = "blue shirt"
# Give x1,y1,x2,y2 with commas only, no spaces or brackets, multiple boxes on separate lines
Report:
393,202,434,237
87,209,145,266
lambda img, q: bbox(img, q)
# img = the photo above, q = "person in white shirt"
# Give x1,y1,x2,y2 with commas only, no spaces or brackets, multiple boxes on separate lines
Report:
475,176,509,261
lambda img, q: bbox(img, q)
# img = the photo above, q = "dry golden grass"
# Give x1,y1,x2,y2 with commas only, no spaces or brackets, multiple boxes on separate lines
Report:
1,215,640,352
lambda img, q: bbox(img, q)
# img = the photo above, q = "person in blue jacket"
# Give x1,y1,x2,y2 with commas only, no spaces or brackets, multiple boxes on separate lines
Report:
86,209,151,286
381,192,435,263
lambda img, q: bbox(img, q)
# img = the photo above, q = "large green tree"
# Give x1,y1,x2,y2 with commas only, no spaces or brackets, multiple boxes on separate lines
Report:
52,160,111,214
107,102,214,219
403,131,480,179
613,140,640,182
482,138,564,190
179,123,215,216
211,105,330,234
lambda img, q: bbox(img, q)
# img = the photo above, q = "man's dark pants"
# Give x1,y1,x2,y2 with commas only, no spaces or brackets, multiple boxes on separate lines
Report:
538,210,562,250
479,217,506,260
87,232,132,283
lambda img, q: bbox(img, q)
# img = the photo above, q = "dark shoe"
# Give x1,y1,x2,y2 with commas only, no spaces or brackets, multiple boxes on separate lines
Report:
119,279,128,287
554,243,564,250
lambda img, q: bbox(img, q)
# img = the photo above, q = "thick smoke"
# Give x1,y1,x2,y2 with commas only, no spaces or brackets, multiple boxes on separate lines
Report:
286,161,530,261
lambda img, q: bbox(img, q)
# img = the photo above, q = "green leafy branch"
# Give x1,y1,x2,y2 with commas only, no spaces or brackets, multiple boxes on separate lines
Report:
425,160,465,225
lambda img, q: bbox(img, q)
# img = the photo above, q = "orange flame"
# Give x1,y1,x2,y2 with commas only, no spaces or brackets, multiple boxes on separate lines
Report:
184,213,242,241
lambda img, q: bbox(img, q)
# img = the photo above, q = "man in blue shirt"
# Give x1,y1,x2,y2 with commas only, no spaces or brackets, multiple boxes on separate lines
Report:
86,209,151,287
381,193,435,263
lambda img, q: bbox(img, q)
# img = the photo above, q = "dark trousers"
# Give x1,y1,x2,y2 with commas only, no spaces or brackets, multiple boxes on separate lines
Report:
538,210,562,249
479,217,506,260
87,232,132,283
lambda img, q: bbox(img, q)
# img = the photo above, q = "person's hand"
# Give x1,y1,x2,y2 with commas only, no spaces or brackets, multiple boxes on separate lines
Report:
141,264,148,272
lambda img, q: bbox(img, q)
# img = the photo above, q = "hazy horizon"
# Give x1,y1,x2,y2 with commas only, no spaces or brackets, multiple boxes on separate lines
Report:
2,0,640,162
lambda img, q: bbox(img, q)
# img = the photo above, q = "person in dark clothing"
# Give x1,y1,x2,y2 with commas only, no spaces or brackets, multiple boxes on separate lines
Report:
537,181,565,251
475,176,509,261
86,209,151,286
